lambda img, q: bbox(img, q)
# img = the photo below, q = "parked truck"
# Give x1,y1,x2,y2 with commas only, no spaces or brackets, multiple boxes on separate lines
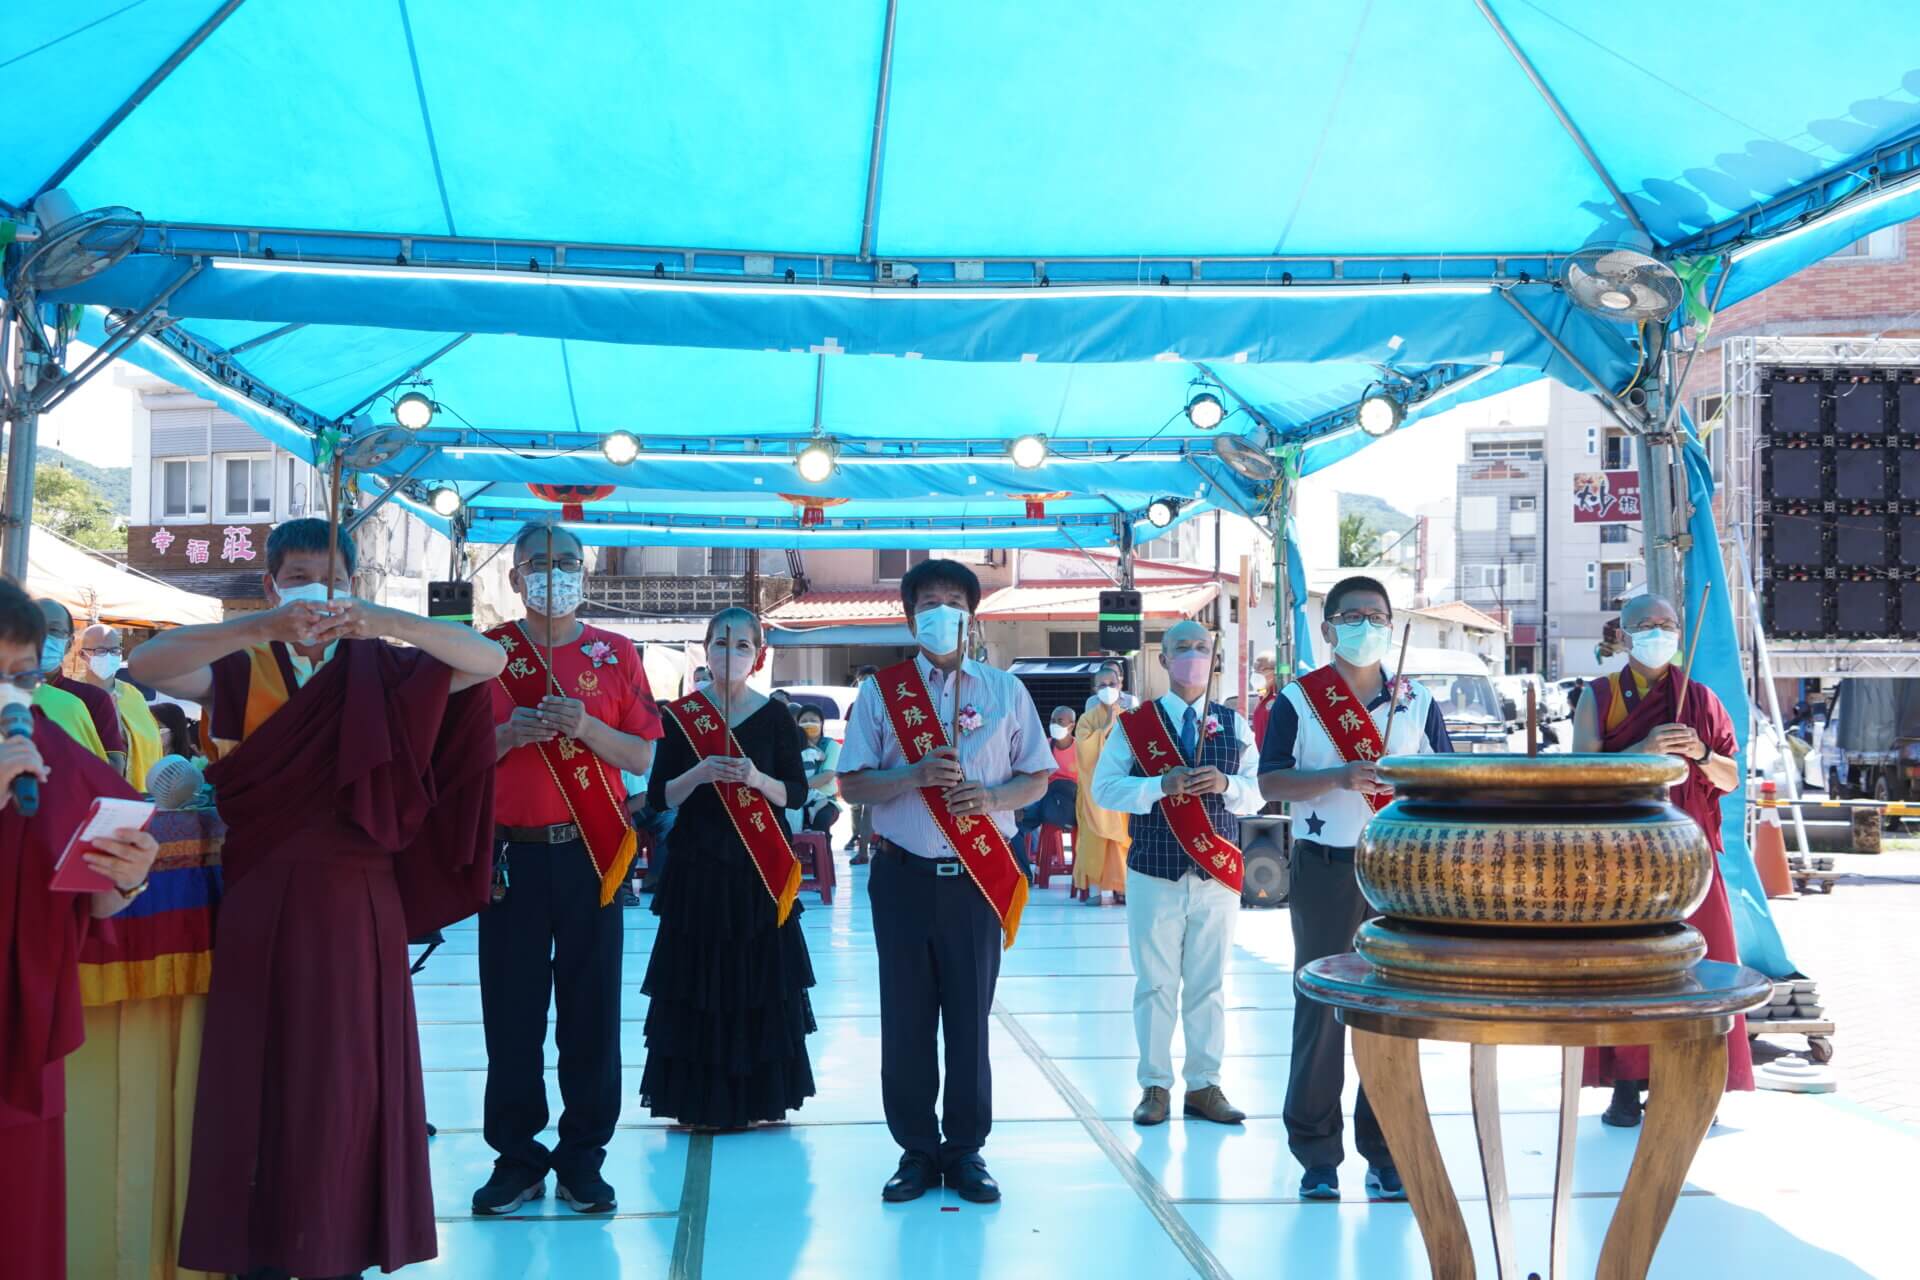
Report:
1821,678,1920,802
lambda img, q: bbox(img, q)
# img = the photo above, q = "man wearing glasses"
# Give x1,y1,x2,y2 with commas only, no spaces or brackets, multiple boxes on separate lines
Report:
73,624,166,791
474,524,662,1218
1258,576,1452,1204
37,600,124,771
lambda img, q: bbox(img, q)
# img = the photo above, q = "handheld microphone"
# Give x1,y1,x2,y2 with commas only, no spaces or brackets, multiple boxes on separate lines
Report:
1,700,40,817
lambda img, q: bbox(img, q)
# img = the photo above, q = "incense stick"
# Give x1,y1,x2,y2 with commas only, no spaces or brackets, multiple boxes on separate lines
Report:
542,519,558,696
325,450,344,604
1526,683,1539,757
1378,622,1414,752
1673,581,1713,720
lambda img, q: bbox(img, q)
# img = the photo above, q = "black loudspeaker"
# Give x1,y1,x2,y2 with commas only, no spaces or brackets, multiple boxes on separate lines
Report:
1237,816,1290,908
428,580,475,626
1765,577,1829,638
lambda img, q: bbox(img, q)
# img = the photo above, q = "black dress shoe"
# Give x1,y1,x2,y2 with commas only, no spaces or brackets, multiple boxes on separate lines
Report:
944,1154,1001,1203
882,1153,940,1203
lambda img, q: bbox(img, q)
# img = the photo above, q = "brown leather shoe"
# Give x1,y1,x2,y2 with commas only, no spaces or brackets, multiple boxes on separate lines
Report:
1132,1086,1171,1126
1183,1086,1246,1125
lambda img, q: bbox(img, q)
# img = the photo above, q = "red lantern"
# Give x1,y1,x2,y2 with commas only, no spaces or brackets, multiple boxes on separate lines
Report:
527,483,616,521
778,493,849,528
1008,491,1070,519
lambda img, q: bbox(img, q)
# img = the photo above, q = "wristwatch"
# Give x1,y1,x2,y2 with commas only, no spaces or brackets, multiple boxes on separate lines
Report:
116,878,151,902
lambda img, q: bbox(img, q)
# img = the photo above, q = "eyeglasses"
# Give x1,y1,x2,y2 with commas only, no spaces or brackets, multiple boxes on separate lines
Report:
80,646,122,658
0,669,44,691
1330,610,1391,627
519,557,585,574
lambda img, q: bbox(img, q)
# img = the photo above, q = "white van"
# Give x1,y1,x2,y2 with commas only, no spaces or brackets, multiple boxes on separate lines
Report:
1396,646,1509,754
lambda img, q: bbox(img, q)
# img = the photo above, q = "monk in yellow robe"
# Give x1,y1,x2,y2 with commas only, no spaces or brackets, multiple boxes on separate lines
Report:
1073,664,1131,904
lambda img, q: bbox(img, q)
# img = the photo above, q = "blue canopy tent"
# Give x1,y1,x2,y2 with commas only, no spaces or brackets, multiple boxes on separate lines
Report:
10,3,1920,980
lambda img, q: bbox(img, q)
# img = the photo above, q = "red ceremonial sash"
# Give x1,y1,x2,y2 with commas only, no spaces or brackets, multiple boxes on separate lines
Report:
1296,664,1393,813
874,658,1029,949
663,690,802,927
1116,703,1246,894
488,621,637,906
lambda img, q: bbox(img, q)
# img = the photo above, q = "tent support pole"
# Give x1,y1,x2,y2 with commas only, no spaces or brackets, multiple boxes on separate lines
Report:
1271,468,1293,676
1472,0,1648,238
35,0,251,197
858,0,900,261
1,339,40,584
344,449,437,534
336,333,471,424
1498,290,1645,433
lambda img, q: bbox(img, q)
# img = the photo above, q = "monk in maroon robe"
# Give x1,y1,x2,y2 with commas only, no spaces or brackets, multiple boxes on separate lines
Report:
0,578,161,1280
1574,592,1753,1128
130,519,506,1279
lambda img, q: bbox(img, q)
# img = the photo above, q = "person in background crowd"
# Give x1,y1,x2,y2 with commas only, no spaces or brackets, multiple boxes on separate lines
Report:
1577,591,1752,1125
1249,650,1279,747
149,701,200,762
476,524,660,1218
132,516,505,1279
771,689,791,710
1073,663,1131,906
1224,695,1242,714
0,576,162,1280
1259,575,1452,1204
641,608,816,1129
1013,706,1081,879
691,665,711,688
849,664,880,865
791,704,843,836
838,560,1052,1205
1083,659,1138,715
76,624,166,791
38,600,121,770
1095,621,1261,1128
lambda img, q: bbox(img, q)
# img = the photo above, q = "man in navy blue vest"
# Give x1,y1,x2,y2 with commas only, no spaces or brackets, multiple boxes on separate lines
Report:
1093,620,1264,1127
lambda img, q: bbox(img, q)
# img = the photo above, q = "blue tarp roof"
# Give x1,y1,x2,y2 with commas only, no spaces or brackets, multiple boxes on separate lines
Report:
9,2,1920,550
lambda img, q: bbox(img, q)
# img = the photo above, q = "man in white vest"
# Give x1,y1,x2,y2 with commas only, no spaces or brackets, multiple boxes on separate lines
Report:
1258,576,1453,1203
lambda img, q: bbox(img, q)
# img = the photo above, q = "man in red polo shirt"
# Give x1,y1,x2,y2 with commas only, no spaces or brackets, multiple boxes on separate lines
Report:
474,525,661,1217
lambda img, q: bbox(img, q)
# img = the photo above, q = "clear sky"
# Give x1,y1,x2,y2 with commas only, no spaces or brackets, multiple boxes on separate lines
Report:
34,344,137,469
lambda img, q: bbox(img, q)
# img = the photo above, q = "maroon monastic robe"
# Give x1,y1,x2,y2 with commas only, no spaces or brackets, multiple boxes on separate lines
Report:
0,713,139,1280
1582,664,1754,1092
178,639,495,1277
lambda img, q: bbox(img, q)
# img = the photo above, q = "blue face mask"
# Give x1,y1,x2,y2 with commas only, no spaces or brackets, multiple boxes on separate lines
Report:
1332,621,1391,666
40,636,68,675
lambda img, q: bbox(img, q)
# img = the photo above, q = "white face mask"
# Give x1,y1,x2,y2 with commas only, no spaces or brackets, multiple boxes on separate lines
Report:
1096,685,1120,706
1629,627,1680,668
915,605,969,656
709,649,756,682
1049,722,1070,741
524,568,585,616
274,580,336,608
1332,620,1392,667
88,654,123,680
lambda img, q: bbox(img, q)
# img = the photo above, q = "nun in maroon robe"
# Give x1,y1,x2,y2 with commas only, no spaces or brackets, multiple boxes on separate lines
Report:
177,638,495,1278
1580,660,1755,1105
0,714,142,1280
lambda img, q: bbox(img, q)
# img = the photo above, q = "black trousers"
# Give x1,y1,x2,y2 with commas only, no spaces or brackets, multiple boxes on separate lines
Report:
1283,839,1391,1170
868,843,1002,1165
479,837,625,1182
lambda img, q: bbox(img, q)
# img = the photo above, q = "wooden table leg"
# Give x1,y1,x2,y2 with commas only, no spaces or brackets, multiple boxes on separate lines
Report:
1469,1045,1517,1280
1550,1046,1580,1280
1597,1034,1726,1280
1354,1029,1475,1280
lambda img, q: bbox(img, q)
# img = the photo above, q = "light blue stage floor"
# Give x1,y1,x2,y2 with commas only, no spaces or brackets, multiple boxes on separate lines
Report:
413,855,1916,1278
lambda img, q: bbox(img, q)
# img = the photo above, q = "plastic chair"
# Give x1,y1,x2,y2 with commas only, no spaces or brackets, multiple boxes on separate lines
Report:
1032,824,1073,890
793,831,836,905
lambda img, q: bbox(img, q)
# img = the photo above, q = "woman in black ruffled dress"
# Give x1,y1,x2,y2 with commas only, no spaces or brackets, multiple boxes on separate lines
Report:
640,608,817,1128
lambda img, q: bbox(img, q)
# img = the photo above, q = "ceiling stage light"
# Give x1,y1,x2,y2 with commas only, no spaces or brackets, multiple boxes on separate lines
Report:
796,440,838,484
393,391,436,431
1146,498,1182,528
428,487,463,517
601,430,641,465
1185,391,1226,430
1357,391,1405,437
1009,435,1048,469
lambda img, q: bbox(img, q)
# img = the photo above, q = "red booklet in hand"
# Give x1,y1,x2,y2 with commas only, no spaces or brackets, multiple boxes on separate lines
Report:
49,797,158,894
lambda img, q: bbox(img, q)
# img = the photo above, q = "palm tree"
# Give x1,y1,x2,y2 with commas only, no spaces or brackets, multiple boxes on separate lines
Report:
1338,513,1381,567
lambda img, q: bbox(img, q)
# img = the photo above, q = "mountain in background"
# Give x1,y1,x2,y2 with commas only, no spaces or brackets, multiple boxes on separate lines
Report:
1337,491,1415,535
37,447,130,516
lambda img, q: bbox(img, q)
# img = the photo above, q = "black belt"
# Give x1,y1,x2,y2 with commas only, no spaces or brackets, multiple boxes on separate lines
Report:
1292,838,1355,861
497,822,582,846
874,836,967,878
